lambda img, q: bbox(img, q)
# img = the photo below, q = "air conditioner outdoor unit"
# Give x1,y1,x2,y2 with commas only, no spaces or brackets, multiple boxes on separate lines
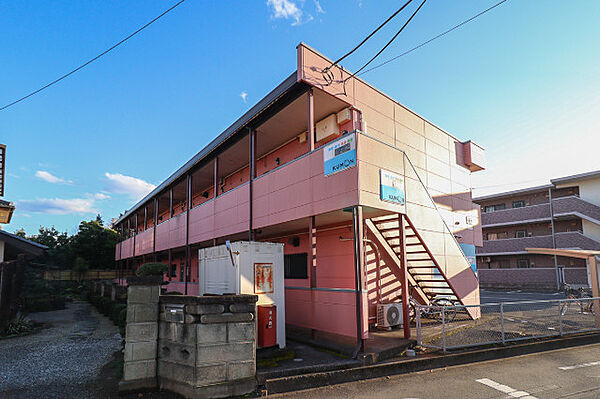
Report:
377,303,404,328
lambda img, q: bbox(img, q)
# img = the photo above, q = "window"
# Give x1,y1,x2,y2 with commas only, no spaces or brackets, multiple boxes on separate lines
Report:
517,259,530,268
512,200,526,208
179,262,184,281
484,204,506,213
515,230,527,238
170,264,177,278
486,233,498,240
284,253,308,279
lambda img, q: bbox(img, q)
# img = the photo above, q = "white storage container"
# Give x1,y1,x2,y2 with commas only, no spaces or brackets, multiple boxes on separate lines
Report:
198,241,286,348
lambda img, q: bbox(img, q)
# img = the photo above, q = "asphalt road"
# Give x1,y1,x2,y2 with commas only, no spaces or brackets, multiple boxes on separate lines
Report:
275,342,600,399
480,289,565,303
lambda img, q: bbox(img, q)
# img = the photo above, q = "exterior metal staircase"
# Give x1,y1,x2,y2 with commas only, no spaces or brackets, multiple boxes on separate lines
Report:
366,213,478,319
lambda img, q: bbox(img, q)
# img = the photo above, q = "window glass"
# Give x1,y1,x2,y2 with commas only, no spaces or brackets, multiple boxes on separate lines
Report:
512,200,526,208
516,230,527,238
284,253,308,279
517,259,530,268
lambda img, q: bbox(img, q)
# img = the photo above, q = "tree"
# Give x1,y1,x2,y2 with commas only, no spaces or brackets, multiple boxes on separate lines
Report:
14,228,26,238
72,257,89,282
70,218,118,269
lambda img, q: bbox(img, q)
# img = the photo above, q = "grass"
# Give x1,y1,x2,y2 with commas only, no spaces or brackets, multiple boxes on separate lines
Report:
256,349,296,368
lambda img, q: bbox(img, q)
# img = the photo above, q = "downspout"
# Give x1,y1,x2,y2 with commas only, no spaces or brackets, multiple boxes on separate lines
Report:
352,206,364,358
549,187,559,290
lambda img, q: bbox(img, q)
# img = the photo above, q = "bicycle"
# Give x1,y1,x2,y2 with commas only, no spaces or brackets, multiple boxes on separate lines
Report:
560,283,595,315
408,296,458,322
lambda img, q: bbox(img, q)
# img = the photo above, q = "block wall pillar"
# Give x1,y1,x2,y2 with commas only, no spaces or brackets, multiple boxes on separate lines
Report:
119,276,161,393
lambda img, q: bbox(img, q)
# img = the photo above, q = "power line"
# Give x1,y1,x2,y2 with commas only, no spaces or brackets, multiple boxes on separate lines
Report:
0,0,186,112
345,0,427,82
326,0,414,71
358,0,509,76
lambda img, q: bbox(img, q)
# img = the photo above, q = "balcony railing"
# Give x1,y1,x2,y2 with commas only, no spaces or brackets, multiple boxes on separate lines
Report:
477,231,600,255
481,195,600,227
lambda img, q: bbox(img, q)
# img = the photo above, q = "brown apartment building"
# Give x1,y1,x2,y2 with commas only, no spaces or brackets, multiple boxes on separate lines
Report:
473,170,600,290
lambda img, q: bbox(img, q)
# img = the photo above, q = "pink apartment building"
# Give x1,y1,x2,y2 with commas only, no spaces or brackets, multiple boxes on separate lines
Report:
113,44,484,348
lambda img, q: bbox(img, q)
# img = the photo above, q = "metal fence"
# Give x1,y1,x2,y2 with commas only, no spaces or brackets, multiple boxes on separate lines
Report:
416,298,600,352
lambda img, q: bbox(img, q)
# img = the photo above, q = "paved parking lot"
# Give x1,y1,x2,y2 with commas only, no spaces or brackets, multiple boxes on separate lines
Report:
276,342,600,398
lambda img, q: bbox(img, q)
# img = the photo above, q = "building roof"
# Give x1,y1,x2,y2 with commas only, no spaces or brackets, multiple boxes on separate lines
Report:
473,184,552,202
474,170,600,203
0,229,48,257
114,72,304,226
551,170,600,185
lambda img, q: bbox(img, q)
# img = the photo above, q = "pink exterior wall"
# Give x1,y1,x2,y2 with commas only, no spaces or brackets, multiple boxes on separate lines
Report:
121,237,134,259
115,242,121,261
253,148,358,229
269,226,363,339
155,212,187,251
134,227,154,256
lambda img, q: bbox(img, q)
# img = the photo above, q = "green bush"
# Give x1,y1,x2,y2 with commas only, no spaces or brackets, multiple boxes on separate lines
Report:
5,317,32,336
135,262,167,276
118,308,127,329
112,304,127,323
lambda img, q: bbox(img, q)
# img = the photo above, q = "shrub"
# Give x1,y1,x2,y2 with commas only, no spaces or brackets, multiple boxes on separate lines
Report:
112,304,127,323
5,317,32,336
118,308,127,329
135,262,168,276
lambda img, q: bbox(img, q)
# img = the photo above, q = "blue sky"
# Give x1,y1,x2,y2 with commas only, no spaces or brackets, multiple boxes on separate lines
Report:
1,0,599,235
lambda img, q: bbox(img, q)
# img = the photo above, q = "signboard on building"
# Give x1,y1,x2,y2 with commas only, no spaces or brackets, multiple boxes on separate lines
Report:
254,262,274,294
380,169,405,205
323,133,356,176
459,243,477,273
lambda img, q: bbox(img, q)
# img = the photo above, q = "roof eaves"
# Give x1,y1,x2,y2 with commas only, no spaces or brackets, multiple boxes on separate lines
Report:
114,71,299,226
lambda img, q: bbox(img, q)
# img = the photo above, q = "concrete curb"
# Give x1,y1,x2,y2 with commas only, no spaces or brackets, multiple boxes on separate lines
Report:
264,333,600,394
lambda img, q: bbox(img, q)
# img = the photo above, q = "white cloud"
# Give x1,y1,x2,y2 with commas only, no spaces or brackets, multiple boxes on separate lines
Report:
104,172,156,201
94,192,111,200
314,0,324,14
35,170,72,184
267,0,303,25
17,197,97,215
240,91,248,103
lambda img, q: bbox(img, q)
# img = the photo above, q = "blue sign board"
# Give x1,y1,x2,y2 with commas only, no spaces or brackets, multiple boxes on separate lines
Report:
323,133,356,177
459,243,477,273
379,169,405,205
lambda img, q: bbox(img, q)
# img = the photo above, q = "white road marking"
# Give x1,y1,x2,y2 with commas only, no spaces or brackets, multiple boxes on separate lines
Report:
476,378,538,399
559,361,600,370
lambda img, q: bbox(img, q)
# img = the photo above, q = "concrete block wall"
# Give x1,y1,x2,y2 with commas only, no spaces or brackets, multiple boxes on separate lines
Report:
119,276,161,392
158,294,258,398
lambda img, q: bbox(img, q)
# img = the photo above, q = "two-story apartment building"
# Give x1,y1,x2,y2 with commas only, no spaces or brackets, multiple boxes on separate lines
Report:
113,44,484,347
474,170,600,289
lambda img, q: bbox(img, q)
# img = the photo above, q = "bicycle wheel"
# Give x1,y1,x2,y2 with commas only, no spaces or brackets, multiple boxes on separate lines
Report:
432,298,457,322
560,301,569,316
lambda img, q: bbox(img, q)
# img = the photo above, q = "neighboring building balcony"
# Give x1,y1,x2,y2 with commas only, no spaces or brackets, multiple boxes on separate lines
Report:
481,195,600,227
553,195,600,223
477,231,600,256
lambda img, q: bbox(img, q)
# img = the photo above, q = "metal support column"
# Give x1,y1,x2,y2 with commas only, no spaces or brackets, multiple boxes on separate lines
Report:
153,198,158,262
213,157,219,198
398,214,411,339
549,187,559,290
352,206,365,353
169,187,173,219
248,127,256,241
185,174,191,295
307,88,315,151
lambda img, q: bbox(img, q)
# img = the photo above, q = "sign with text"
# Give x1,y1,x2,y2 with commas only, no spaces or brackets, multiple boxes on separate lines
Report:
254,263,274,294
380,169,405,205
323,133,356,176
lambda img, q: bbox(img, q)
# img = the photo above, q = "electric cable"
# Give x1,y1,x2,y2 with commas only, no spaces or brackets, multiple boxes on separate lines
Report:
358,0,509,76
0,0,186,111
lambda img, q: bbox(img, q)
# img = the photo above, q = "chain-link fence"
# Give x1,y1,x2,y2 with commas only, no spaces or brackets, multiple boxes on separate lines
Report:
416,298,600,352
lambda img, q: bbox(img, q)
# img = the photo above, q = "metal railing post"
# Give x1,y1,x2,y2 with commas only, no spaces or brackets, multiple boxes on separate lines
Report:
500,303,505,345
559,300,563,336
442,307,446,353
417,305,422,346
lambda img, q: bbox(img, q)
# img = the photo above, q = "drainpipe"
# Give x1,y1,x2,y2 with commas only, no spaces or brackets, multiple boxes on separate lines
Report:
352,206,365,358
549,187,559,290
